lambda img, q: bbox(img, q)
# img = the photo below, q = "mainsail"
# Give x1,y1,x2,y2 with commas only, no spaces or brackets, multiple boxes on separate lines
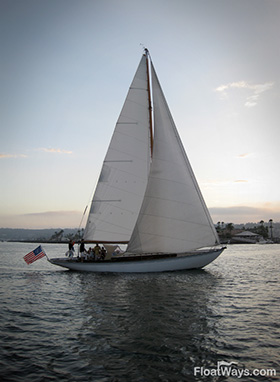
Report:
83,55,151,242
127,61,219,253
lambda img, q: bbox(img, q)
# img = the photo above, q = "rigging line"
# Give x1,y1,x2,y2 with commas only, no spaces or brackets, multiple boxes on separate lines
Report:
78,205,88,231
79,172,102,233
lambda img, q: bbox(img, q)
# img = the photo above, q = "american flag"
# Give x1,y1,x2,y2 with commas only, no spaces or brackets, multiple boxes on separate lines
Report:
24,245,46,265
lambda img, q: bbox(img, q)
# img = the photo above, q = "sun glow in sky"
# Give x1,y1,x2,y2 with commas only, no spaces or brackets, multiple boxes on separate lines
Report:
1,0,280,229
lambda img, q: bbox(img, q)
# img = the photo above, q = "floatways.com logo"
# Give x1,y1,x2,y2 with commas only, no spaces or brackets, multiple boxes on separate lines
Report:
194,361,277,379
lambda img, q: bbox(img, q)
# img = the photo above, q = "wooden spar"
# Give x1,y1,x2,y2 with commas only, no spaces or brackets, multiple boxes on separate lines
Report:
145,49,153,157
83,240,129,244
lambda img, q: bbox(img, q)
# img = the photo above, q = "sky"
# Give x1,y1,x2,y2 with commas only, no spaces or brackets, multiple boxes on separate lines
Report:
1,0,280,229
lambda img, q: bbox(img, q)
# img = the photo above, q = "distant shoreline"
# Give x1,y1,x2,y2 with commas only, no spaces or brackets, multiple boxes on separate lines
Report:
2,239,69,244
1,224,279,243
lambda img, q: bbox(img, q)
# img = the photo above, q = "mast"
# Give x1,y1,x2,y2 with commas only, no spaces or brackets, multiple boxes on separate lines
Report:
145,48,153,157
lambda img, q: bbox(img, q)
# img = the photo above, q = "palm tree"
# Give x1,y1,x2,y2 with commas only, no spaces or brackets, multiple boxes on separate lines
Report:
269,219,273,240
226,223,234,232
258,220,268,239
224,223,234,239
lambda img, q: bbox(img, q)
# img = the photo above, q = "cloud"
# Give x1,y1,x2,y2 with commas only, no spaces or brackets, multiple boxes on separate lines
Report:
202,179,249,187
38,148,73,154
0,153,27,159
210,206,260,216
1,210,83,229
1,148,73,159
215,81,274,107
236,153,252,159
22,210,80,219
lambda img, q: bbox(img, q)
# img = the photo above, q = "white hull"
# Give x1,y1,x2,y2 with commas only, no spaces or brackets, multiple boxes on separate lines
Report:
49,248,225,273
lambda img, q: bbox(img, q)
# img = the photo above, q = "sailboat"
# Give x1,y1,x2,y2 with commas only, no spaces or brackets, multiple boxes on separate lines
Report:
49,49,225,272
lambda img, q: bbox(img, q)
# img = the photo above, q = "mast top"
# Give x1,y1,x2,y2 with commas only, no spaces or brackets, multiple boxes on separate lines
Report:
140,44,149,57
144,47,153,157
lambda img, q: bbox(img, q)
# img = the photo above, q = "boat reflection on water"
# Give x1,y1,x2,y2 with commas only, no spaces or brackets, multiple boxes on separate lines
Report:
77,270,223,381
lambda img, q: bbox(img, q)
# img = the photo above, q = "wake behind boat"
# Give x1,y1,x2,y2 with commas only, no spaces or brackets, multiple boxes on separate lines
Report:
49,49,225,272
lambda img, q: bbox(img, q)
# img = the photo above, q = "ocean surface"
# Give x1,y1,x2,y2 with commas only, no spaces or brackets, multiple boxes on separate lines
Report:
0,242,279,382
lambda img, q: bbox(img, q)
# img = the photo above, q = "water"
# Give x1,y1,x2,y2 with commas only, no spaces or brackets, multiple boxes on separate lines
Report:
0,242,279,381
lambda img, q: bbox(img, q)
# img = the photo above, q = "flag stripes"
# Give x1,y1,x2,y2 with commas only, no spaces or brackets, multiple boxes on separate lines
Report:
24,245,46,265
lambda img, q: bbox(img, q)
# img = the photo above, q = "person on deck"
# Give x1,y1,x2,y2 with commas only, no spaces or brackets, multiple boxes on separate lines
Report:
93,243,101,260
66,239,75,258
68,240,74,251
88,247,95,261
101,247,106,260
79,239,86,261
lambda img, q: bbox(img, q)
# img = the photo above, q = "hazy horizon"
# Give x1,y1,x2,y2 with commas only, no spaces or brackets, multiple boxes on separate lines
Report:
1,209,278,230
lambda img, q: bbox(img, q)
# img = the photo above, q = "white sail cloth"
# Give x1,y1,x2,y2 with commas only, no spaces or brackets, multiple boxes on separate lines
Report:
83,55,151,242
127,62,219,253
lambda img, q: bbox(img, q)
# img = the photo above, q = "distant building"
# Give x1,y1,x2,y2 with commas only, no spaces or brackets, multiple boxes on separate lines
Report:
231,231,263,244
